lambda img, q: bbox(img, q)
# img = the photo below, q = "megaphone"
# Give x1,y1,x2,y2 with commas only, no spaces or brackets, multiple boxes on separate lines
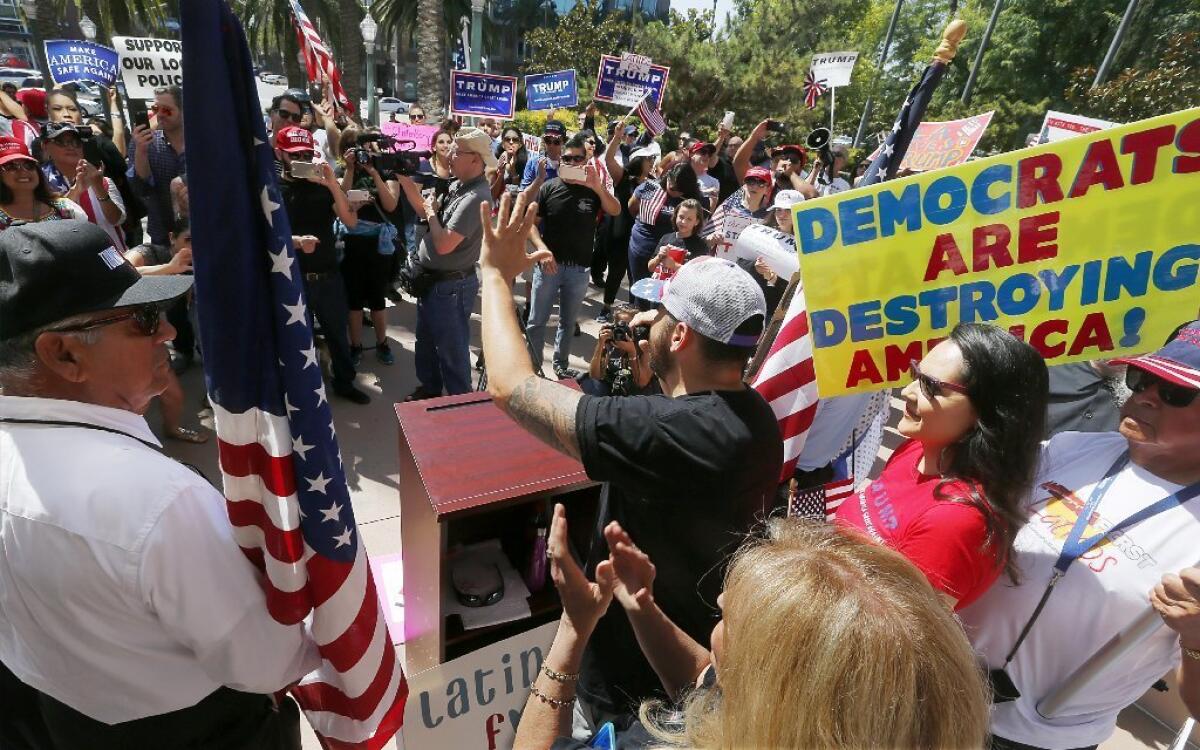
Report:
806,127,834,181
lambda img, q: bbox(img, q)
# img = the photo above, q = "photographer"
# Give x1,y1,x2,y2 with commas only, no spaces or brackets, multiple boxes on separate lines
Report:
396,127,495,400
339,131,401,366
582,307,655,397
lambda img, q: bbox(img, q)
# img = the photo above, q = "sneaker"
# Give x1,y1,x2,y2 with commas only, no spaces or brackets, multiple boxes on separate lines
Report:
376,341,395,365
553,363,580,380
595,308,612,324
350,345,363,367
333,384,371,404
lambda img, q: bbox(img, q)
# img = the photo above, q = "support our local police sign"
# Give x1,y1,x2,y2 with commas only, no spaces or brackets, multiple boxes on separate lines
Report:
524,69,577,111
450,71,517,119
594,54,669,109
112,37,182,100
44,40,119,86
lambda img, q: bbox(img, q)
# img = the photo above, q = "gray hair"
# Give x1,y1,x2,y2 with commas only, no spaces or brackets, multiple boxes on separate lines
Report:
0,314,103,391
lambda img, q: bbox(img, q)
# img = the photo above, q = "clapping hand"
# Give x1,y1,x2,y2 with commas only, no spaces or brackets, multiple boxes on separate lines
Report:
548,504,613,637
597,521,656,613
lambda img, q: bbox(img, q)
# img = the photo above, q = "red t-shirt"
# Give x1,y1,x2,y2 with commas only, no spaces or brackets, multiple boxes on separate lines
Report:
834,439,1001,609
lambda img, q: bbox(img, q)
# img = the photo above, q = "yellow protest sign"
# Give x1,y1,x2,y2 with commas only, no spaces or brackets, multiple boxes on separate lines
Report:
793,107,1200,397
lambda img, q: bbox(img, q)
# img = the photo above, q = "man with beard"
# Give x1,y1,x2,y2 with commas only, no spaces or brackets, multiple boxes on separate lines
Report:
478,195,783,737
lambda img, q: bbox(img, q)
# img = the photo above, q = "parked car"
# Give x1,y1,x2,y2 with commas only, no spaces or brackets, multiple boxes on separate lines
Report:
259,72,287,85
377,97,411,117
0,67,38,88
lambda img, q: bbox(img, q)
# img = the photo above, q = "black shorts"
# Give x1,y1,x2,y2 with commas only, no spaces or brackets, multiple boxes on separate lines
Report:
341,235,392,311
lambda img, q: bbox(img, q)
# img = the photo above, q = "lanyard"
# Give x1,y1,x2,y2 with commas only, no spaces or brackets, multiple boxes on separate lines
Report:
1003,450,1200,666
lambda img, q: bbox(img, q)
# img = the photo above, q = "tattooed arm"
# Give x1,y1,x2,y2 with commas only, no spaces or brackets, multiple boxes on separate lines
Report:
478,192,583,460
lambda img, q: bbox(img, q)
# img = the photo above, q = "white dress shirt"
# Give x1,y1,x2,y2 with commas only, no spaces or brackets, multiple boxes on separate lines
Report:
0,396,320,724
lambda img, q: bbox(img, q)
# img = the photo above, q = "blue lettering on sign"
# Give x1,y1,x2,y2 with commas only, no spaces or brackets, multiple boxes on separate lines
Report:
451,71,516,118
595,55,667,108
526,69,578,110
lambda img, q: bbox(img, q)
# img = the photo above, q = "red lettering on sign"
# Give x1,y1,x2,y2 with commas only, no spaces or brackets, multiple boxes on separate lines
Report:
846,348,884,388
923,233,968,281
972,223,1014,271
1068,312,1114,356
1120,125,1175,185
1017,153,1065,209
1069,139,1125,198
1018,211,1060,264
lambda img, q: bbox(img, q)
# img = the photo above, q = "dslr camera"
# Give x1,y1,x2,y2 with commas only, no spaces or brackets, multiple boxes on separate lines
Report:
353,133,430,177
611,321,650,343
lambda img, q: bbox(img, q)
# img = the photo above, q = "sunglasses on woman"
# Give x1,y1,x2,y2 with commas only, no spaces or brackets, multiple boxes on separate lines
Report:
745,178,768,188
1126,367,1199,408
502,136,521,143
51,304,163,337
909,360,968,399
0,161,37,173
544,136,562,146
150,104,176,116
410,113,426,121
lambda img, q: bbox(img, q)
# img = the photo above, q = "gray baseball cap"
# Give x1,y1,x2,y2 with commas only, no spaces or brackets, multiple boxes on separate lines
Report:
660,257,766,347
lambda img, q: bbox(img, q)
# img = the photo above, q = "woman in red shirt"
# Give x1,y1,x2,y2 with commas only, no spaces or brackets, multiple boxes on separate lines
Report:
835,323,1049,609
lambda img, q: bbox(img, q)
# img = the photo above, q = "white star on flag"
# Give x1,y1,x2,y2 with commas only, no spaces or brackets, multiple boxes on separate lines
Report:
292,434,314,460
333,526,353,548
329,419,337,438
260,186,280,226
319,501,343,523
269,247,293,280
284,393,299,416
892,120,902,133
283,297,307,326
306,472,332,494
299,343,318,369
882,142,895,157
314,382,327,406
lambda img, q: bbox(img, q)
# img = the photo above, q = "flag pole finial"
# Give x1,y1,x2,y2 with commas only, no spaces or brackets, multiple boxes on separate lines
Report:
933,19,968,64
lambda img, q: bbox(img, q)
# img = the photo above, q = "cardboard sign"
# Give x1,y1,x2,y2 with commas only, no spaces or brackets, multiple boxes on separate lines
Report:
617,52,652,77
897,111,994,172
450,70,517,119
722,213,754,243
44,40,119,86
594,54,669,109
111,36,183,100
1038,110,1120,144
380,122,441,152
396,622,557,750
810,51,859,88
524,69,577,111
522,133,542,155
792,107,1200,396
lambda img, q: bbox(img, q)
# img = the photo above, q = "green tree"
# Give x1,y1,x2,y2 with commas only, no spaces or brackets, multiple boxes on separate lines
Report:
523,0,633,100
1065,30,1200,122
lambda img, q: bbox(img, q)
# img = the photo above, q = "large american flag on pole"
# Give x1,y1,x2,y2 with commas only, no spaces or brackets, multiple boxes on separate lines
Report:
288,0,353,110
181,2,406,747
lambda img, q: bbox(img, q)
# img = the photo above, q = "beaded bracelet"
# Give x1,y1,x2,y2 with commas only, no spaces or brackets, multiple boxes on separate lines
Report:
542,665,579,684
530,683,575,710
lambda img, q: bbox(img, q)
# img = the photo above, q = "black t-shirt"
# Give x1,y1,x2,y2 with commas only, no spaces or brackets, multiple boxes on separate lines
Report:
537,178,602,266
573,389,782,716
278,178,338,274
653,231,708,263
709,155,740,205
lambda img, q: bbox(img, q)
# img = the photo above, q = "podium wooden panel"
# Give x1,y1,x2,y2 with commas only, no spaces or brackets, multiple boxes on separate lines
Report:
395,388,597,674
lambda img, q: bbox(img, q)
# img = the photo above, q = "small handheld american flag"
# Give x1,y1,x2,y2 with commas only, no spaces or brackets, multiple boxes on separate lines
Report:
635,94,667,136
803,71,827,110
789,477,856,522
289,0,352,110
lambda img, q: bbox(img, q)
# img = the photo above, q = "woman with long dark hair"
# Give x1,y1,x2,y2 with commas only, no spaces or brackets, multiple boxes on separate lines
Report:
0,137,85,229
835,322,1049,609
490,124,528,200
626,162,704,292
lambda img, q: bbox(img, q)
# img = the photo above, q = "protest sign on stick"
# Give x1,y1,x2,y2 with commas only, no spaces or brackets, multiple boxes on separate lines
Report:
44,40,119,86
524,69,577,111
898,111,993,172
793,107,1200,397
594,54,669,109
380,122,441,152
450,70,517,119
112,37,183,100
1038,110,1119,144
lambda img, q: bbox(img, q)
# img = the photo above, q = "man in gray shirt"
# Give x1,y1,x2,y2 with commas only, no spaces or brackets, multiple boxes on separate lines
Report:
398,127,496,398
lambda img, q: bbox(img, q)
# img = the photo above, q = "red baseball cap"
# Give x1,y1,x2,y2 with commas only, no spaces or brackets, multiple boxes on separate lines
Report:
1111,321,1200,389
688,141,716,156
0,136,36,167
275,125,315,153
744,166,772,183
15,88,45,120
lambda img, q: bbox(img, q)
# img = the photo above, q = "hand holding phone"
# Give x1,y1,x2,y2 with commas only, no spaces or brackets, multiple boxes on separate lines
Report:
289,160,320,180
131,106,151,133
765,120,786,134
346,189,370,203
558,163,587,183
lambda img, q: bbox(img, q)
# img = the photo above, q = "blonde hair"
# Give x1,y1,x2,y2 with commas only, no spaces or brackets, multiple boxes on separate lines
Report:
642,520,989,749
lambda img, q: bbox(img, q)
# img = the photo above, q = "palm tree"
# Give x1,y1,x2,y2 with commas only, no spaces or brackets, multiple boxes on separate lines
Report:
371,0,481,117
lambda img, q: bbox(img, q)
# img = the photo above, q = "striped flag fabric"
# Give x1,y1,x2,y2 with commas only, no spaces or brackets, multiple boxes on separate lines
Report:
635,95,667,136
636,181,669,225
181,2,406,748
750,282,819,483
788,477,856,521
803,70,827,110
288,0,352,110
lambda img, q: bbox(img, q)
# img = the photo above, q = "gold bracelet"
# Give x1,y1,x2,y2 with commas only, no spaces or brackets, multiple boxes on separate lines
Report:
542,665,579,683
529,683,575,709
1184,646,1200,662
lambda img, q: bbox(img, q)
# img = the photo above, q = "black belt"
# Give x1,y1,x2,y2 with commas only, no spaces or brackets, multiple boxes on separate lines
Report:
428,268,474,282
303,271,334,281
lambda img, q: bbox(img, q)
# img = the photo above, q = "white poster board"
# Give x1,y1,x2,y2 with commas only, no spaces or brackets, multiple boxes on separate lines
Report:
1037,110,1120,144
810,51,859,88
396,622,557,750
111,36,183,100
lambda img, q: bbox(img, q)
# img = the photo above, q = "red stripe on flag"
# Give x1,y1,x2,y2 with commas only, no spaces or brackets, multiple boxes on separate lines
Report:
755,358,816,404
226,499,306,563
765,308,810,358
262,581,312,625
218,440,297,497
319,578,385,671
780,402,819,442
307,552,356,608
316,683,409,750
294,640,398,721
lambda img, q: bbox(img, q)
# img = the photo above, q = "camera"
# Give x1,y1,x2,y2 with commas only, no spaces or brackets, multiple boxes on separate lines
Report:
354,133,429,177
765,120,787,134
611,321,649,343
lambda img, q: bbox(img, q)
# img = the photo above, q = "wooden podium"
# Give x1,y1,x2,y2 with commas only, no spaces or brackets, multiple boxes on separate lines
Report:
395,389,600,674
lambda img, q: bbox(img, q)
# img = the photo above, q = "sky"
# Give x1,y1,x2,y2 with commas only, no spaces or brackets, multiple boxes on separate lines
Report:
671,0,737,29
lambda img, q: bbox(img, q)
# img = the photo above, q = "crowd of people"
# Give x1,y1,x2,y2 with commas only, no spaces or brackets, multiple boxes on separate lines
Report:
0,69,1198,750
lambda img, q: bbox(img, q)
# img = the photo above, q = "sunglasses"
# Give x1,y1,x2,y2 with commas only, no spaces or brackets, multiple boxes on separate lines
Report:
909,360,969,399
51,304,163,337
560,154,586,164
544,136,562,145
410,113,426,121
502,136,522,143
276,109,303,123
150,104,176,116
1126,367,1199,408
0,160,36,172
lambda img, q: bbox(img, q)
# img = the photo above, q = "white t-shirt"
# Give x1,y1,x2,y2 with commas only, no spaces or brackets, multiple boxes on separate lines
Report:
958,430,1200,749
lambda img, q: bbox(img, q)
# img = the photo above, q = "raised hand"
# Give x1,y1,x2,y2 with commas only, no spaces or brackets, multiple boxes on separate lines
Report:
548,504,612,636
479,189,545,283
597,521,657,614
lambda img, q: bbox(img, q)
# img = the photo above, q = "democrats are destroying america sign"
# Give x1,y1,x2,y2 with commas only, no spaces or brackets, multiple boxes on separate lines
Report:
793,107,1200,397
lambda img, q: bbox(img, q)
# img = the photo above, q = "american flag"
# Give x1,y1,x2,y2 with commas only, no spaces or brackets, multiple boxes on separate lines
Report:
789,477,856,521
288,0,352,111
803,70,827,110
635,95,667,136
750,282,819,483
861,59,948,185
181,2,406,748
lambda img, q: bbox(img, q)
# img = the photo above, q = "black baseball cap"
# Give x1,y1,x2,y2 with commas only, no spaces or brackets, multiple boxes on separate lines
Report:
0,220,193,340
543,119,566,138
42,121,83,141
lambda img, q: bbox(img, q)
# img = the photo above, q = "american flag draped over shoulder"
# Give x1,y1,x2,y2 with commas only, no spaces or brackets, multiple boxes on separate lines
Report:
181,2,406,747
288,0,352,110
634,95,667,136
803,70,827,110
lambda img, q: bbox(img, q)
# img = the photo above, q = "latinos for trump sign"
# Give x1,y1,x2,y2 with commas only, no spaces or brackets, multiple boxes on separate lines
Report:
898,111,994,172
594,54,669,109
450,71,517,119
112,36,183,99
525,69,577,111
810,51,859,88
792,107,1200,397
44,40,119,86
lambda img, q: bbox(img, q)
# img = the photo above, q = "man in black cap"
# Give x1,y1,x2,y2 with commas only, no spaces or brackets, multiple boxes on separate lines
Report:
520,119,566,190
0,221,318,748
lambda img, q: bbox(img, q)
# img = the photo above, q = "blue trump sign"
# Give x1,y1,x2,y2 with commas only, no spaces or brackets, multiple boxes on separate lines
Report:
44,40,119,86
593,54,669,109
525,69,577,111
450,71,517,119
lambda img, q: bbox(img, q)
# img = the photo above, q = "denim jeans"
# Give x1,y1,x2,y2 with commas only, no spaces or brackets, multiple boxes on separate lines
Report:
415,273,479,395
304,273,357,389
525,262,590,371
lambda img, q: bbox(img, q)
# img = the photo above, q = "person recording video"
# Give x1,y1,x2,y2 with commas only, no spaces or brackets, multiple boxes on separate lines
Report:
582,306,655,397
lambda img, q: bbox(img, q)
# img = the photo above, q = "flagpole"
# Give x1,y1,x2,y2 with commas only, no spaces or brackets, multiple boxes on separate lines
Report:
852,0,905,148
1092,0,1140,88
830,86,836,131
961,0,1002,104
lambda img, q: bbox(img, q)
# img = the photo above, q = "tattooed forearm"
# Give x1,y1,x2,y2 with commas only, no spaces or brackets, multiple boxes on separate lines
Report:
504,375,583,460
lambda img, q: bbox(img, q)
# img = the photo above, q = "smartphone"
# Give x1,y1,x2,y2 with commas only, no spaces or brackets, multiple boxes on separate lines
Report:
290,160,320,179
558,163,587,182
721,111,735,129
346,189,370,202
131,106,151,132
765,119,786,133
